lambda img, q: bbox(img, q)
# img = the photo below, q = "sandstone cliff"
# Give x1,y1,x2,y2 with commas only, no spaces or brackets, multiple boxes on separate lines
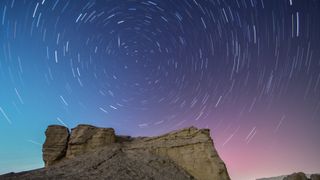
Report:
1,125,230,180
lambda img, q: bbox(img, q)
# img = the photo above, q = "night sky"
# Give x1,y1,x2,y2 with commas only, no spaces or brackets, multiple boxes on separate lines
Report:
0,0,320,179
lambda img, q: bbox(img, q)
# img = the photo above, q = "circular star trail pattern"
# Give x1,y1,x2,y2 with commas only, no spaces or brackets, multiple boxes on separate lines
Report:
0,0,320,179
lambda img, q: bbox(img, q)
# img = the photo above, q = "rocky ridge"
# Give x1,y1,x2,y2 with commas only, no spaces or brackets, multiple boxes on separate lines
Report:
258,172,320,180
1,124,230,180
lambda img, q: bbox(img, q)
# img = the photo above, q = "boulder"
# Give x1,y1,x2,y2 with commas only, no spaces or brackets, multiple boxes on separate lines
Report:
283,172,308,180
66,124,115,158
42,125,69,167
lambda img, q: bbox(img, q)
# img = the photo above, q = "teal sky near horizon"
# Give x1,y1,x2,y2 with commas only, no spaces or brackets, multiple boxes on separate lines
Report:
1,0,320,180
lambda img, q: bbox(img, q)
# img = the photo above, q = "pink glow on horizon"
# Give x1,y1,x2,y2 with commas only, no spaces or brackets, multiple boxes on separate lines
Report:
211,118,320,180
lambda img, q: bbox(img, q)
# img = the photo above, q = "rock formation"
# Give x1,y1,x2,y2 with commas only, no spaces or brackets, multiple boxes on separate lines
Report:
126,127,229,180
1,125,230,180
283,172,308,180
311,174,320,180
259,173,320,180
2,144,194,180
42,125,69,167
66,124,115,158
42,124,116,166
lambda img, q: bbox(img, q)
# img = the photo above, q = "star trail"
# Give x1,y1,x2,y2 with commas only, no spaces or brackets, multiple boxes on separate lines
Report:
0,0,320,179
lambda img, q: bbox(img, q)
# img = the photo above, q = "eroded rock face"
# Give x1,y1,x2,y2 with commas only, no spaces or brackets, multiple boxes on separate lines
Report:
34,125,230,180
42,125,69,167
66,124,115,158
1,145,195,180
283,172,308,180
127,127,230,180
